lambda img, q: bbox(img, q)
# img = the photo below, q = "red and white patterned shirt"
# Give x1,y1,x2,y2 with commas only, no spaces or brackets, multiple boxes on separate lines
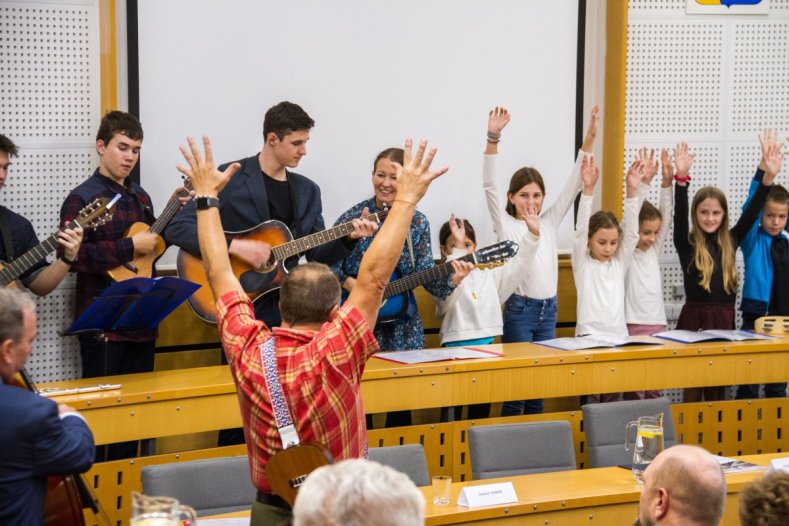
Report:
216,290,379,492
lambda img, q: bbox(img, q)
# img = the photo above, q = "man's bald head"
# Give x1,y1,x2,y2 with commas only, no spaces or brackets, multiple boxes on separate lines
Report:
638,445,726,526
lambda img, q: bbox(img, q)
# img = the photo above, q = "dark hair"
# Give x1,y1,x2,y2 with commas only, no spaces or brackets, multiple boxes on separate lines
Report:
263,101,315,140
506,167,545,217
0,134,19,157
279,263,341,325
439,218,476,247
372,148,404,172
766,184,789,207
588,210,621,239
639,200,662,224
96,111,143,144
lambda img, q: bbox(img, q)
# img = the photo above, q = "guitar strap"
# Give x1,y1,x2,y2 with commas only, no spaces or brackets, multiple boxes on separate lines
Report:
259,336,301,448
0,205,14,260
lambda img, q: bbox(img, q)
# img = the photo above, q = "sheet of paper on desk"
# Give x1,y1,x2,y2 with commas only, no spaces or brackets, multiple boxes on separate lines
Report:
536,335,662,351
373,347,503,364
712,455,765,474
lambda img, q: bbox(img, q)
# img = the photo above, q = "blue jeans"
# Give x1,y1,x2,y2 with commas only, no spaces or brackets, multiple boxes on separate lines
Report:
501,295,558,416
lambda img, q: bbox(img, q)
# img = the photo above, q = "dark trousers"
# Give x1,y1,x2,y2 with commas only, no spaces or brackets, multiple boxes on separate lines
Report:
79,334,156,461
735,314,788,399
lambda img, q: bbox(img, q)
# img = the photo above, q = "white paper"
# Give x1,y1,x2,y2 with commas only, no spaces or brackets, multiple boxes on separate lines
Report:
198,519,250,526
767,457,789,474
373,347,502,365
536,334,661,351
457,482,518,508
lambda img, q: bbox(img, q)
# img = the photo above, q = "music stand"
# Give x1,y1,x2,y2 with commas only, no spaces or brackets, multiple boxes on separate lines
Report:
64,276,200,335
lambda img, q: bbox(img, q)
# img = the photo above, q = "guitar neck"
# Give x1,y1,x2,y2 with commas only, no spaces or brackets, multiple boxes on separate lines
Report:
271,210,387,261
148,187,190,235
383,252,476,298
0,218,81,286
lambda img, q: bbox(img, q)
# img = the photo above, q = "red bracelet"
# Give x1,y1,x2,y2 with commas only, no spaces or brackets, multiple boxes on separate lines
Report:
673,173,691,183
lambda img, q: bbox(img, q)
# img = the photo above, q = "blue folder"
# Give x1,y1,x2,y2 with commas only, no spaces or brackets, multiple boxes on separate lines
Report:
65,276,200,334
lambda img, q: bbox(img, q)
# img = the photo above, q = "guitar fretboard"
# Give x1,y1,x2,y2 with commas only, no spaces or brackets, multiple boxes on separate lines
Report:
148,180,192,235
383,252,476,298
0,218,81,286
270,209,388,261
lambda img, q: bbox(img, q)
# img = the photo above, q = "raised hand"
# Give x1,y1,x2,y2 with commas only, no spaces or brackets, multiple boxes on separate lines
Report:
673,142,696,178
523,204,541,236
581,105,600,152
625,160,644,198
349,206,379,240
660,148,673,187
394,138,448,206
762,141,784,185
581,155,599,195
637,147,658,184
488,107,511,136
177,136,241,197
448,213,466,247
758,129,779,171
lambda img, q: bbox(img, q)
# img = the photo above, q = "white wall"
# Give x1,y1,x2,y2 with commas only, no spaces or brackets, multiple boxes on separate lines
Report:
136,0,581,266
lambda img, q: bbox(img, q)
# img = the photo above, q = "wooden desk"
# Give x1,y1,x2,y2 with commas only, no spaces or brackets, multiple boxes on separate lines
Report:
39,337,789,445
201,454,783,526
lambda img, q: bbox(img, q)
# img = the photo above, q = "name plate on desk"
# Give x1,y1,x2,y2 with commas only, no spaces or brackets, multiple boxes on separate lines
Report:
767,457,789,474
457,482,517,508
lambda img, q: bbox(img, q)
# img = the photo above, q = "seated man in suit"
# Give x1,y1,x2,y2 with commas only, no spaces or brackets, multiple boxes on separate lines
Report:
0,287,95,526
178,134,448,525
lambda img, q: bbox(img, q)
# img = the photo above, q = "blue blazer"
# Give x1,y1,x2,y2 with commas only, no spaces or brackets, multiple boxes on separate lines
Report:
0,383,94,526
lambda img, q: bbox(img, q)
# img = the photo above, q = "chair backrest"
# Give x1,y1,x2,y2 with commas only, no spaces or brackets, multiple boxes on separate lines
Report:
140,456,255,517
581,398,677,468
368,444,430,487
467,421,576,480
755,316,789,334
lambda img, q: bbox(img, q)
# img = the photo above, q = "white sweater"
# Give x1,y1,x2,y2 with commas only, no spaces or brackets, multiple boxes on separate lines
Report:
436,231,540,344
483,150,589,299
625,185,673,326
572,193,640,337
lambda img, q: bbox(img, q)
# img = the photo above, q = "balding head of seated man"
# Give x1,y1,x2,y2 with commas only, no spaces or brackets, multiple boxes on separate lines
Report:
636,445,726,526
292,459,424,526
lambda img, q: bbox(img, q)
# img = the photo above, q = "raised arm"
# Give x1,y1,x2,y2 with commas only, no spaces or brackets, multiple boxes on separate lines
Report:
177,136,242,300
482,107,510,240
348,139,448,329
655,148,674,251
542,105,598,228
497,205,541,300
672,142,695,263
732,134,781,242
618,160,644,265
572,156,599,269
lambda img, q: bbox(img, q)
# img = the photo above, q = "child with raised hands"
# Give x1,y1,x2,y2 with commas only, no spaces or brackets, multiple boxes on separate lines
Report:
673,139,779,402
736,130,789,400
620,147,674,400
483,104,598,416
572,155,641,338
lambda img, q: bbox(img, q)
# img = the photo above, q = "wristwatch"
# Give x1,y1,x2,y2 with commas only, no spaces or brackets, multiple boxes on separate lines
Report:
195,195,220,210
60,254,78,265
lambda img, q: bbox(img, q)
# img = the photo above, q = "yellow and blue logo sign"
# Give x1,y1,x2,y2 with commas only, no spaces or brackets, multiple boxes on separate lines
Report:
695,0,763,6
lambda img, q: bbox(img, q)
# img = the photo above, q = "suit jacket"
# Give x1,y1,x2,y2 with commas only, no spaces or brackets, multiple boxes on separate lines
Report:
164,153,351,264
0,382,95,526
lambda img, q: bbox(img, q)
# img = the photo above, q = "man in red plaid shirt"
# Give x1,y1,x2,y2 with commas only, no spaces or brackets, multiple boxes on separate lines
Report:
178,135,452,525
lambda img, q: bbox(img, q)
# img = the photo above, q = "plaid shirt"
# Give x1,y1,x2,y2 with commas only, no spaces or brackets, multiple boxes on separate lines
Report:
216,289,379,493
59,170,156,342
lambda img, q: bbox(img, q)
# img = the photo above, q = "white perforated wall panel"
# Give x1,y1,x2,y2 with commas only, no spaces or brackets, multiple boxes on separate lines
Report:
0,0,101,381
626,2,789,402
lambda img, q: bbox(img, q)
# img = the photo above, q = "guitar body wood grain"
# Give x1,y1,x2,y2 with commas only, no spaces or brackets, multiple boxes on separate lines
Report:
177,220,293,323
265,442,334,507
106,222,166,281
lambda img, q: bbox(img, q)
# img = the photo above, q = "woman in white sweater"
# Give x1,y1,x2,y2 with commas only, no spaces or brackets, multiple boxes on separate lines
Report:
482,105,598,415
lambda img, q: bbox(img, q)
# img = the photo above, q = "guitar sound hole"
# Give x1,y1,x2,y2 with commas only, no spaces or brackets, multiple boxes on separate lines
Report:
254,257,278,274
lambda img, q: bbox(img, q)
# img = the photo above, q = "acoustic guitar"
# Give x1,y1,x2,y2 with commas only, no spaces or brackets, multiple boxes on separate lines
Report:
265,442,334,507
177,209,389,323
0,196,117,288
107,179,193,281
375,240,519,324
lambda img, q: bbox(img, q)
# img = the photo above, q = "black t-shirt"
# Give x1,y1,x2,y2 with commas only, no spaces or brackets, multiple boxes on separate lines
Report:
770,236,789,315
0,205,46,286
263,173,295,229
